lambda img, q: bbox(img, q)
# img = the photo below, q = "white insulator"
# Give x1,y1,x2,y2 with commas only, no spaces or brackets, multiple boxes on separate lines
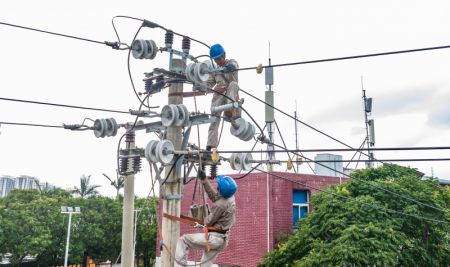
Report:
185,63,197,83
195,61,210,82
156,140,174,164
161,104,179,127
229,153,242,170
179,104,190,126
145,140,159,163
175,105,187,127
240,153,253,171
211,102,239,114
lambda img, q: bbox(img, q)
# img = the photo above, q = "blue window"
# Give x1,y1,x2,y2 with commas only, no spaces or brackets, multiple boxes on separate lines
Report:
293,190,309,225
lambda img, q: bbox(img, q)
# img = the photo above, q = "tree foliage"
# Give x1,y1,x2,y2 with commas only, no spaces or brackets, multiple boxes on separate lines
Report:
260,164,450,266
72,174,101,198
0,189,158,266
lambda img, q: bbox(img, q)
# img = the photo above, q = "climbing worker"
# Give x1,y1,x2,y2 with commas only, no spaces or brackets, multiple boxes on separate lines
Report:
174,170,237,267
206,43,241,152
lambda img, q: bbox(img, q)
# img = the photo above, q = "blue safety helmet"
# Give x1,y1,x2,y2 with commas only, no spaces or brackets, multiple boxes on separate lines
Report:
210,44,225,59
217,175,237,198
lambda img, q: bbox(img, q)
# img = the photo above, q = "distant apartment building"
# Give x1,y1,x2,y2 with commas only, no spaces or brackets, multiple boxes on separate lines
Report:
0,176,15,198
0,175,53,197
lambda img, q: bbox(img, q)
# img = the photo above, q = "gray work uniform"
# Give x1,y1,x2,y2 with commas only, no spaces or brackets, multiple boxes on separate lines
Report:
206,59,240,148
175,179,236,267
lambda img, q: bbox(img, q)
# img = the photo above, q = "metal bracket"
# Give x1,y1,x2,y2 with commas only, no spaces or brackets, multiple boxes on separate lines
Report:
160,47,196,62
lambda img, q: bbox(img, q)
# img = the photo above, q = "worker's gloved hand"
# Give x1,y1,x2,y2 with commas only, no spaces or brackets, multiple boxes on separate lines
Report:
198,169,207,180
224,63,236,72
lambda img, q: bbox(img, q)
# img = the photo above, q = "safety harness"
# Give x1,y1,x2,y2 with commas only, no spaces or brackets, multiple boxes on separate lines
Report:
163,213,227,252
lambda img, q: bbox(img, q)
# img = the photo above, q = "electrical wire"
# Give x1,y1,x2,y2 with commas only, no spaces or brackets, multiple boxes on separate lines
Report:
0,121,63,128
239,87,383,163
257,169,449,225
0,21,123,49
267,142,447,213
0,96,129,114
217,146,450,153
237,44,450,72
126,25,149,108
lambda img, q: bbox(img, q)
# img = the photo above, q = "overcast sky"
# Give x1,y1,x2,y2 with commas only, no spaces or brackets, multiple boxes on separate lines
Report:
1,0,450,197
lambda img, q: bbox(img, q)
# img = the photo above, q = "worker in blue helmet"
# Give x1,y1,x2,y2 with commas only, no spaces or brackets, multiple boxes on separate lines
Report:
206,43,241,152
175,170,237,267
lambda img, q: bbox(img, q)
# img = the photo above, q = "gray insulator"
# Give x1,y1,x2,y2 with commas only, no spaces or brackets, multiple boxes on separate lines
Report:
241,123,255,141
144,40,158,60
131,39,147,59
230,118,248,138
93,118,107,138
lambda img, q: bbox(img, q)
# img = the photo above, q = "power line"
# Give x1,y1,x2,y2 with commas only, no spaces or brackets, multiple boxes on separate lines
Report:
257,169,449,225
239,87,382,163
217,146,450,153
0,121,63,129
278,158,450,163
238,44,450,71
0,96,130,114
0,21,123,49
267,141,447,213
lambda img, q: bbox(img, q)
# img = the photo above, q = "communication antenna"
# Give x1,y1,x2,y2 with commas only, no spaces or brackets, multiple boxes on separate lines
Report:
265,42,275,171
361,77,375,168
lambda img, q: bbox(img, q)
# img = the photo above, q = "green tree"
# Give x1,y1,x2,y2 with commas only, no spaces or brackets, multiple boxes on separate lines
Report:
260,164,450,266
74,196,122,263
135,197,158,267
0,190,53,266
102,172,124,200
72,174,101,198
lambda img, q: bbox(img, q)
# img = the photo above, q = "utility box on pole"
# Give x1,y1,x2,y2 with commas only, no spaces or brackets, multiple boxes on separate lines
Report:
161,58,185,267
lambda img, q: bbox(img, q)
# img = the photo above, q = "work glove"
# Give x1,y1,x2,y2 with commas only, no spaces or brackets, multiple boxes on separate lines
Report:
198,169,207,180
224,63,237,72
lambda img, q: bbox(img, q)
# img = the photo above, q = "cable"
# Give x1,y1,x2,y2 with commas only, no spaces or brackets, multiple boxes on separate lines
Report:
239,87,382,163
274,120,299,174
161,155,184,186
126,25,149,107
237,44,450,72
345,139,366,169
217,146,450,153
234,163,262,180
0,21,123,49
0,121,63,128
207,88,265,136
267,141,447,213
279,158,450,163
0,96,129,114
257,169,449,225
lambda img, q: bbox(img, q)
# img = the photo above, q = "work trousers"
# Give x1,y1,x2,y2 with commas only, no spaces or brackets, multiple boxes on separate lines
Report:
207,81,240,148
174,232,228,267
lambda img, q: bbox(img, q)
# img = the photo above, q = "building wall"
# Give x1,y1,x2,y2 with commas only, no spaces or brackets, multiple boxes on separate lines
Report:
157,172,347,267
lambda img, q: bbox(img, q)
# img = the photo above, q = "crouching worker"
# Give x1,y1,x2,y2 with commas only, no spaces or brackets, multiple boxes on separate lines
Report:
175,170,237,267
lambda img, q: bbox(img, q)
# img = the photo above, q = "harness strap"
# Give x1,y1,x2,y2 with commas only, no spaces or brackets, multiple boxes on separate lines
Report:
163,213,226,252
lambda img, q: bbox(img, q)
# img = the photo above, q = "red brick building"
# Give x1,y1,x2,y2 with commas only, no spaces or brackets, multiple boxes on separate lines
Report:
158,171,347,267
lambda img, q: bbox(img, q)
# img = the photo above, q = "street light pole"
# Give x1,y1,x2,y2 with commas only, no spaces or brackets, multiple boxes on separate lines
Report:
61,206,81,267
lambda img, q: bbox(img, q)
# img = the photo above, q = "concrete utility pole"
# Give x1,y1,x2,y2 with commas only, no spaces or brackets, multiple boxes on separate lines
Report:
121,132,136,267
161,58,185,267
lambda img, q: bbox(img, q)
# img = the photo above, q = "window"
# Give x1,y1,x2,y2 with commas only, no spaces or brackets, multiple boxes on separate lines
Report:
293,190,309,225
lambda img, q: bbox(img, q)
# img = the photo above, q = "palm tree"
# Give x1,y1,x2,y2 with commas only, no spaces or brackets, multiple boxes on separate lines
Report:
102,171,124,200
72,174,101,198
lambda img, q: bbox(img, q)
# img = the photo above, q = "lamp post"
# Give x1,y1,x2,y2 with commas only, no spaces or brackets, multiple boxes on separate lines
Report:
61,206,81,267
